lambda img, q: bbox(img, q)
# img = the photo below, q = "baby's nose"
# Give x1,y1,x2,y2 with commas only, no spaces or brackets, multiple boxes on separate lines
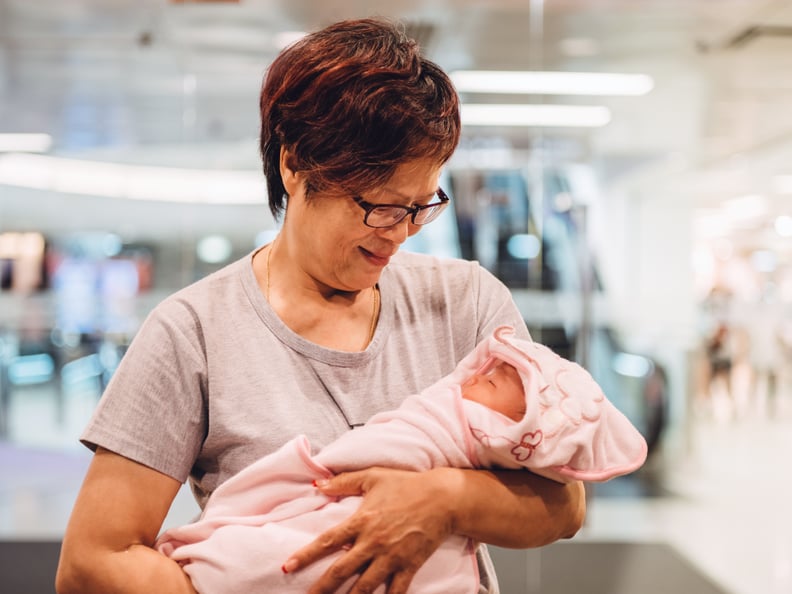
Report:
462,375,478,387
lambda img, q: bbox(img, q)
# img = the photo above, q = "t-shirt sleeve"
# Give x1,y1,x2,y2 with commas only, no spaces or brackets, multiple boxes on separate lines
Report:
80,296,208,482
473,264,531,343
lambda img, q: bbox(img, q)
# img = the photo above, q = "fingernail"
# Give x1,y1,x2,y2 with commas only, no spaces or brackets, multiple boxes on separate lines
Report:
313,479,329,489
282,559,298,574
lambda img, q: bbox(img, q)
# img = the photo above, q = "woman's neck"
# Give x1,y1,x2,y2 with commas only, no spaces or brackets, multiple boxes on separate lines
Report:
253,242,380,351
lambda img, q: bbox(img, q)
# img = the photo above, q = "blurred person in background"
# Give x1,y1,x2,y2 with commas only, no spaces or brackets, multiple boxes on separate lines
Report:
706,322,734,403
747,285,785,418
56,18,584,594
698,285,745,420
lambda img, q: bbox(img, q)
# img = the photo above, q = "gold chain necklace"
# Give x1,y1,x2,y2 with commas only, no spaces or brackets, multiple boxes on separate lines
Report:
266,243,379,348
266,242,274,301
367,282,380,347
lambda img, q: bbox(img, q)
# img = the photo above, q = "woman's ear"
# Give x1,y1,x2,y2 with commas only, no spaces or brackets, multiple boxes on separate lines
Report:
279,146,301,196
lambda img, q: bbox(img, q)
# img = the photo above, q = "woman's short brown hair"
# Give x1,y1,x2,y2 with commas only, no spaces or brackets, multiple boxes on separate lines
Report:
259,18,461,219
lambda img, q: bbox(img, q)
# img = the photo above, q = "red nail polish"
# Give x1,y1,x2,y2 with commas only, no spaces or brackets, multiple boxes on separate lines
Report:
312,479,318,487
281,564,289,574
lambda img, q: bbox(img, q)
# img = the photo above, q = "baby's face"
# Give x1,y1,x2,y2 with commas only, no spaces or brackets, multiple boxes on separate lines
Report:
461,360,526,421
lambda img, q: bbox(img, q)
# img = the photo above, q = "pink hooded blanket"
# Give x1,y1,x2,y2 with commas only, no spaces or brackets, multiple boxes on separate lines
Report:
156,325,647,593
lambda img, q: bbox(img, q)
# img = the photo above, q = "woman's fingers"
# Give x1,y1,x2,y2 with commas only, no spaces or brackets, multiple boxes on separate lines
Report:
313,469,370,497
303,542,370,594
346,556,417,594
303,534,422,594
290,468,456,593
283,518,358,576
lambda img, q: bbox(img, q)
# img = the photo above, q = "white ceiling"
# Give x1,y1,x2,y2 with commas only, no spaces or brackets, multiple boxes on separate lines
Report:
1,0,791,249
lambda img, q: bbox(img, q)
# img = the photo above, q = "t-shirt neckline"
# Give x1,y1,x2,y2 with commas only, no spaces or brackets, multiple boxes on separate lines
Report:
238,248,391,366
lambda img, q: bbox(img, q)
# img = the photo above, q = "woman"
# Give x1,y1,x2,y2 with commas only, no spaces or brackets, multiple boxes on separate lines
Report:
56,18,585,594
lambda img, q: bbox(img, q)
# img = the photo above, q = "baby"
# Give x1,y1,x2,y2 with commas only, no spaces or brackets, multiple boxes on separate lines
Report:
156,325,648,593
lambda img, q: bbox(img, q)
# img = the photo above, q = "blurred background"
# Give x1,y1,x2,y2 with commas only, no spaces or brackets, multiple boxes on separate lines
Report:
1,1,791,593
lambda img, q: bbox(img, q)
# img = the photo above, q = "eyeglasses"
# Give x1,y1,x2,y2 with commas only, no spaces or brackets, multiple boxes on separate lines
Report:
352,187,450,228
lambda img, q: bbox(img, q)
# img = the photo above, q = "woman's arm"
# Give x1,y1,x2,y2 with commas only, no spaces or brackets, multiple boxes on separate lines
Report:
284,466,585,594
445,467,585,547
56,448,197,594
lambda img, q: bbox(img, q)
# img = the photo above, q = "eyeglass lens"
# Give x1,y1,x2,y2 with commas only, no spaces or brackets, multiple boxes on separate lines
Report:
365,193,448,228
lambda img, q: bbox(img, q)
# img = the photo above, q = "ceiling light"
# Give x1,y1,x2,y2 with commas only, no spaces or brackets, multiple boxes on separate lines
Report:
0,133,53,153
775,215,792,237
197,235,233,264
772,175,792,194
506,234,541,259
612,353,652,378
0,232,46,258
450,71,654,96
0,153,265,204
460,104,611,128
751,250,777,273
723,194,767,222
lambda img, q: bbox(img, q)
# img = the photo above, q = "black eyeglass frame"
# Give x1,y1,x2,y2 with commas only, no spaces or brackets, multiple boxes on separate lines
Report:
352,187,450,228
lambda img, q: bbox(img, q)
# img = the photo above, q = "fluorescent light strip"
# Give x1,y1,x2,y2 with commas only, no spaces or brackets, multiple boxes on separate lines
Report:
0,153,266,204
461,104,611,128
451,71,654,96
0,133,53,153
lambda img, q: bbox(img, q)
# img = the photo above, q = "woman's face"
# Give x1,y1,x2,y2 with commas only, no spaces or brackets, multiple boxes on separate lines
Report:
281,156,444,292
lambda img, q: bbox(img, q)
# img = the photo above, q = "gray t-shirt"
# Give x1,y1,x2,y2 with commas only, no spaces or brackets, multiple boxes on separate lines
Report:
81,248,528,591
82,248,528,501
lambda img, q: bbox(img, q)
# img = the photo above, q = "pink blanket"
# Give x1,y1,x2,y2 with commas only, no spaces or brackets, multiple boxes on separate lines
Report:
156,326,647,593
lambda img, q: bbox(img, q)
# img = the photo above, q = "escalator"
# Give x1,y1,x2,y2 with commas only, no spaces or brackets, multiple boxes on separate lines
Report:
406,168,667,456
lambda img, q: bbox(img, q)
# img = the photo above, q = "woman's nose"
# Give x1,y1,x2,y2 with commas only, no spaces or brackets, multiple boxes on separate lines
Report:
377,218,412,244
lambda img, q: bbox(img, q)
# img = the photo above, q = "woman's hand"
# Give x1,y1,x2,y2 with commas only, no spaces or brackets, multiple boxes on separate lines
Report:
283,466,459,594
284,466,585,594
